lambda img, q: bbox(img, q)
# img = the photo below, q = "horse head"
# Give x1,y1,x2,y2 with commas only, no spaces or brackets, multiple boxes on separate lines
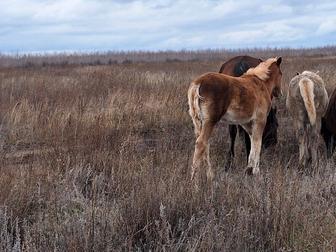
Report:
270,57,283,98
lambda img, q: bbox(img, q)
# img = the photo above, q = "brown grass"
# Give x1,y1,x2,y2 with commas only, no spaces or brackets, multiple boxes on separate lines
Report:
0,50,335,251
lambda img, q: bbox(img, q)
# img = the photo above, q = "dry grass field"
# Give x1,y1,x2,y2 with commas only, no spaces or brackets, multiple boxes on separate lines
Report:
0,49,335,251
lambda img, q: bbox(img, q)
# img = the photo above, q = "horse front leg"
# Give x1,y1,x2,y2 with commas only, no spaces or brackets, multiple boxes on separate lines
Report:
225,125,237,171
245,121,265,175
243,129,251,163
228,125,237,158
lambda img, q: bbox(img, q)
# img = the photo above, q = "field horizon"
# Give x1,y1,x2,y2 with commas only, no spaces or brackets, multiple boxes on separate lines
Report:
1,45,336,67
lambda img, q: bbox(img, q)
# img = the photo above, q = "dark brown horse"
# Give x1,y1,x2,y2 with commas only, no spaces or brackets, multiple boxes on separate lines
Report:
219,56,278,161
321,87,336,157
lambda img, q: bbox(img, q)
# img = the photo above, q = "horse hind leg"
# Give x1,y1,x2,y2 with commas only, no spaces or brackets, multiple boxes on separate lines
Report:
189,105,202,180
326,135,336,158
205,143,214,181
321,119,333,158
332,136,336,156
326,134,334,158
296,122,308,168
298,132,305,166
189,108,202,138
303,132,310,167
191,120,215,182
311,127,320,170
304,124,318,171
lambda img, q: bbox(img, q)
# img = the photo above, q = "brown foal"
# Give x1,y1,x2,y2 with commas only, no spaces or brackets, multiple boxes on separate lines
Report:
188,57,282,181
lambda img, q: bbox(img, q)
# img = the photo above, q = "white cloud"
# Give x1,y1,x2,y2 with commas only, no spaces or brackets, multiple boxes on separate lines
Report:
317,18,336,35
0,0,335,52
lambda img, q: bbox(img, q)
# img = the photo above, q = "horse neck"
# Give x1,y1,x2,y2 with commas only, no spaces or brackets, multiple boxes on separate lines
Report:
263,77,275,99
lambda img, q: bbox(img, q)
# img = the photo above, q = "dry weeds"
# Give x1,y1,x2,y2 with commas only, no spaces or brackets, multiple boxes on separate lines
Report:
0,50,335,251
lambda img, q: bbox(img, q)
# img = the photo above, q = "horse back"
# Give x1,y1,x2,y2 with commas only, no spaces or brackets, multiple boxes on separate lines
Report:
193,73,264,123
219,56,262,76
195,73,257,100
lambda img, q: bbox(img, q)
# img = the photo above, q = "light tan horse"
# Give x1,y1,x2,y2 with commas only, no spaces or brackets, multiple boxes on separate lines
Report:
286,71,329,167
188,57,282,181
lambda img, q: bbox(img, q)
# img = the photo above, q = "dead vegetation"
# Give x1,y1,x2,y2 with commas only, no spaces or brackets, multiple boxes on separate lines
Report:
0,50,335,251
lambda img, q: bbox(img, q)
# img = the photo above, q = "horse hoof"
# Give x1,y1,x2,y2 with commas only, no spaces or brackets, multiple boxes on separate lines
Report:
245,167,254,176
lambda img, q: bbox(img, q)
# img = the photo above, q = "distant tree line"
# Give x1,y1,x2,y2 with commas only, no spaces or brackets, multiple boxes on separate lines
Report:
0,46,336,68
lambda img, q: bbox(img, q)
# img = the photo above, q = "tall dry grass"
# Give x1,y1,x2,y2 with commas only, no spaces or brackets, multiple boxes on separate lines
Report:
0,52,335,251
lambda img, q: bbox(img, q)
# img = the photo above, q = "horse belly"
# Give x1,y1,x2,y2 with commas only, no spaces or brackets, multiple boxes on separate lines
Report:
222,106,252,124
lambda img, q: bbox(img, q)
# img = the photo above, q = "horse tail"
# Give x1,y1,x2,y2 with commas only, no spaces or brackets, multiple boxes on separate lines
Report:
188,82,203,134
299,78,316,126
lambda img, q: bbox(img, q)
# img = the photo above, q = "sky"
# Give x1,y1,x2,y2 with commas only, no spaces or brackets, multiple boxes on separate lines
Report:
0,0,336,53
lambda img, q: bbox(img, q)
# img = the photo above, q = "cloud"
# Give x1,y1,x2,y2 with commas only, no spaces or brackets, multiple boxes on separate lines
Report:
317,18,336,35
0,0,335,52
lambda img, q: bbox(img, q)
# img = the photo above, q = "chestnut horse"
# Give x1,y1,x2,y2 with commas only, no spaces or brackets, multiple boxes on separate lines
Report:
219,56,278,161
321,87,336,157
188,57,282,180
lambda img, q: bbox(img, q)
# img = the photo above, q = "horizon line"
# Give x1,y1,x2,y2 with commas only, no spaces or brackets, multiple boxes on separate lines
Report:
1,44,336,57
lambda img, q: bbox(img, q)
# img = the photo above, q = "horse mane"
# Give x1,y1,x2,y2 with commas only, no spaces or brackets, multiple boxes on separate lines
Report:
245,58,277,81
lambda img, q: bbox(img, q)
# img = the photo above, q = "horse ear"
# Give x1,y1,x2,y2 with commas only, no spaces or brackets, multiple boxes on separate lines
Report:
276,57,282,66
315,70,320,75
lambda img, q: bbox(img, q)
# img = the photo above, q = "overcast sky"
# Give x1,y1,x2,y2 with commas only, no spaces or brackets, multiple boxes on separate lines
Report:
1,0,336,53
